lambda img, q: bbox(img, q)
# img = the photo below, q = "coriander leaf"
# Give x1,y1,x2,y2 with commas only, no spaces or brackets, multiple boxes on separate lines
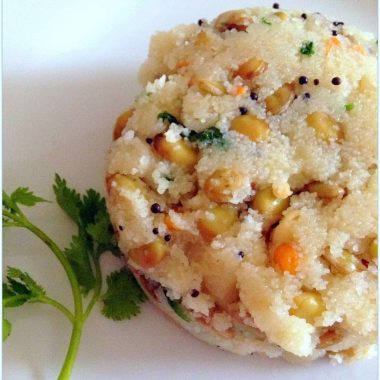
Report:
3,283,16,299
261,17,272,25
86,212,112,246
83,192,120,257
10,187,48,207
188,127,227,148
3,319,11,341
163,291,191,322
300,41,315,56
3,268,46,308
64,233,95,295
167,299,191,322
102,268,147,321
80,189,104,227
2,191,16,212
6,278,30,297
53,174,82,225
345,103,354,111
2,283,27,307
86,210,119,257
7,267,46,297
157,111,180,125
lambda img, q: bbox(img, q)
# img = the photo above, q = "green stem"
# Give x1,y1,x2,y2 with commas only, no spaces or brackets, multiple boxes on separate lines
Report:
2,222,23,228
4,295,74,324
57,319,83,380
3,209,84,379
83,259,102,321
35,296,75,324
3,294,29,307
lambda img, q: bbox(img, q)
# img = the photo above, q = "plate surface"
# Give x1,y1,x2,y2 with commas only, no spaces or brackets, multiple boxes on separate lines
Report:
3,1,378,379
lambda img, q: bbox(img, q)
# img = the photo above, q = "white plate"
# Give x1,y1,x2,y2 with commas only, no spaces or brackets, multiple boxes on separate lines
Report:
3,1,378,379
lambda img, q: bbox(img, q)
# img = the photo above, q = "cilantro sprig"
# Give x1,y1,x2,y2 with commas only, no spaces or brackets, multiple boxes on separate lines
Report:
3,175,146,379
102,269,147,320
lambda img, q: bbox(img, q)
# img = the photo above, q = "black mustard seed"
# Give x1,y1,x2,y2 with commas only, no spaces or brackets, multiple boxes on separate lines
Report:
191,289,200,297
301,13,307,20
150,203,161,213
146,137,153,144
331,77,342,85
313,79,320,85
273,3,280,9
152,227,159,235
164,234,171,242
239,106,248,115
250,91,258,101
299,76,308,85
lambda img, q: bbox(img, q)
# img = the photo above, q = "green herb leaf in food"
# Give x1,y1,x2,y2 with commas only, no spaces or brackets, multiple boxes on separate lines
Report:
188,127,227,148
300,41,315,56
157,111,180,125
261,17,272,25
102,268,147,321
345,103,354,111
164,293,191,322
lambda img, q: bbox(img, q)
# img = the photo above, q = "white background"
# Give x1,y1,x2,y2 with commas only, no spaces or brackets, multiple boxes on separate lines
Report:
3,0,378,379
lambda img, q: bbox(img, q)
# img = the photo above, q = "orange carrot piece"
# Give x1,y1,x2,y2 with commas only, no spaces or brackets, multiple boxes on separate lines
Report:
273,243,299,275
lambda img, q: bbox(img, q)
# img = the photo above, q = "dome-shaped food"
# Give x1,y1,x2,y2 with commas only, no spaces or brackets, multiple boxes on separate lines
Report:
106,7,377,363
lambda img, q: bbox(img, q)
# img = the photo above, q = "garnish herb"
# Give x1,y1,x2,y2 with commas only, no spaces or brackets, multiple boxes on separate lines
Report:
345,103,354,111
261,17,272,25
164,291,191,322
188,127,227,148
300,41,315,56
102,269,147,321
3,175,146,379
157,111,180,125
156,112,227,149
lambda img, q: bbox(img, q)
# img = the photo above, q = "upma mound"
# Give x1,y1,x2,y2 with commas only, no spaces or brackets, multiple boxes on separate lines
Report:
106,7,377,363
